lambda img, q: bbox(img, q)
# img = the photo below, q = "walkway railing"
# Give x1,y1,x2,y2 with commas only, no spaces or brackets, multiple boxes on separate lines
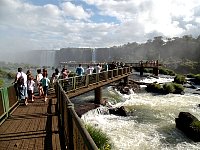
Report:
56,82,99,150
55,66,132,149
0,86,18,125
60,67,131,93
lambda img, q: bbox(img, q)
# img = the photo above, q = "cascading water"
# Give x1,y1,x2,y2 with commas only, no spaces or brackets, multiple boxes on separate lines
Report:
92,48,96,63
81,76,200,150
40,50,56,67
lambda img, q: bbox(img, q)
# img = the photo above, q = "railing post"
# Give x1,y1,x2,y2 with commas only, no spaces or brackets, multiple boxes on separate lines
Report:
73,77,76,90
67,103,74,150
94,87,102,104
85,75,89,86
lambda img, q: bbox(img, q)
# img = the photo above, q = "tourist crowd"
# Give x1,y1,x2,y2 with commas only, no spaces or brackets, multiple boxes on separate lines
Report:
13,62,125,105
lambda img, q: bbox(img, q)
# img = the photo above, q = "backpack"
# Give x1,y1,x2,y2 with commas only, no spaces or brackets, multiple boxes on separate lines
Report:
17,73,24,86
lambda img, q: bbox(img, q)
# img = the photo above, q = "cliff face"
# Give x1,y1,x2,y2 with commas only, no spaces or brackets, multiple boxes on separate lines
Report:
8,35,200,70
55,48,92,66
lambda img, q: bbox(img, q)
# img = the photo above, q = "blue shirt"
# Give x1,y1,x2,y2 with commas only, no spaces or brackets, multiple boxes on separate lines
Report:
76,67,84,76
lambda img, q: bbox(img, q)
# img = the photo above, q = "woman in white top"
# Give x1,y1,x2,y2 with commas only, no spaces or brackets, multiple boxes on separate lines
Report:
27,75,35,101
86,65,94,75
96,64,102,73
36,69,44,98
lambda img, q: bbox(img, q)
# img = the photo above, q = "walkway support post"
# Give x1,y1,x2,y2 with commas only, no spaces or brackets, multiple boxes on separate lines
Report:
140,67,144,76
94,87,102,104
153,67,159,76
124,76,129,85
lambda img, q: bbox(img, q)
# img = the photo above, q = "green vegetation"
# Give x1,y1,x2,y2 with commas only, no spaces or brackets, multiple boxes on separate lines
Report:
159,67,176,76
174,75,186,84
0,79,4,88
146,82,184,94
85,124,112,150
186,73,200,84
173,83,185,92
146,82,162,93
163,83,175,94
191,120,200,128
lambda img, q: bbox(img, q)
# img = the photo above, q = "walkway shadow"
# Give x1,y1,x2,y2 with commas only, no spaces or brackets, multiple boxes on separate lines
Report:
44,99,53,150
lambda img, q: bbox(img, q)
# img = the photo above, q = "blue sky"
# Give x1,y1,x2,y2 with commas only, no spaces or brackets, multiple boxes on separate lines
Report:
1,0,200,52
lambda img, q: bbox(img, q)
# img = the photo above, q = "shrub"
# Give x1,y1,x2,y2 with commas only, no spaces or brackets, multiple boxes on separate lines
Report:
85,124,112,150
146,82,162,93
194,74,200,84
187,73,196,78
0,79,4,88
191,120,200,128
173,83,184,92
7,72,15,79
163,83,175,94
159,68,176,76
174,75,186,84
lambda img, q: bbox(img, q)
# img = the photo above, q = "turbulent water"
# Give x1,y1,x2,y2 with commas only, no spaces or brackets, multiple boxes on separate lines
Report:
81,76,200,150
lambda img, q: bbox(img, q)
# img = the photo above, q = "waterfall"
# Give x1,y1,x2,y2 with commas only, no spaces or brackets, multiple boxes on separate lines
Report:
40,50,56,67
92,48,96,63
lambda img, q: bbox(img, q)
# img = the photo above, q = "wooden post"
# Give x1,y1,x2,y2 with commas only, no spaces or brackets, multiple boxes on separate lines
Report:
94,87,102,104
153,67,159,76
124,76,129,85
140,67,144,76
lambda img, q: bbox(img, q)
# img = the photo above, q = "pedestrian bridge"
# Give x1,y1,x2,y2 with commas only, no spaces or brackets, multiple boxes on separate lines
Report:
0,66,132,150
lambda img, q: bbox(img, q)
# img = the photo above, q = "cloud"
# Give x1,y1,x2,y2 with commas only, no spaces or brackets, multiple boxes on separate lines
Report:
1,0,200,55
61,2,91,20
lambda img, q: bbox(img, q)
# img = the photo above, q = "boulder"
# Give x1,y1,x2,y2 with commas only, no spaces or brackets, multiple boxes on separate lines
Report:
108,106,127,116
175,112,200,142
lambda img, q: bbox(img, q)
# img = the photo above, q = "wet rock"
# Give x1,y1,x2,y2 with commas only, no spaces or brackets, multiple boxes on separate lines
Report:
114,80,140,94
175,112,200,142
108,106,127,116
75,103,100,117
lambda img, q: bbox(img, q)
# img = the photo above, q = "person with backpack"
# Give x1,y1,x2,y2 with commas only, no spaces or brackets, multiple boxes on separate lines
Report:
40,71,50,102
76,64,84,76
13,67,28,105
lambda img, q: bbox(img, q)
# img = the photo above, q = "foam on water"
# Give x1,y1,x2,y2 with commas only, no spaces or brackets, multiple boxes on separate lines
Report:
81,76,200,150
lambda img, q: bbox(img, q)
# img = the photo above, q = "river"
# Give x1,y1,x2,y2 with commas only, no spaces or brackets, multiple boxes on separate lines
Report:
81,75,200,150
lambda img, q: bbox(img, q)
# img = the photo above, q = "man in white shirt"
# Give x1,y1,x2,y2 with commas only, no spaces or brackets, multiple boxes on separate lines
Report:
14,67,28,105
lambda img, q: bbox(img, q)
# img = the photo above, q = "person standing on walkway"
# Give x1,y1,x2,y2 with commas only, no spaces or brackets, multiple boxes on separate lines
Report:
76,64,84,76
40,71,50,102
36,69,44,98
86,65,94,75
96,64,102,73
13,67,28,105
27,75,35,102
51,68,60,85
61,68,70,79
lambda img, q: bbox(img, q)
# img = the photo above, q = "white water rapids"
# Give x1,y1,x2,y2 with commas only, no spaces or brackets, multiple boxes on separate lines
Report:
81,76,200,150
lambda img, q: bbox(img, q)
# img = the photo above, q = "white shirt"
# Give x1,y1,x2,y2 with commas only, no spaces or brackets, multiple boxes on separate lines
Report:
36,73,43,84
27,80,35,91
86,67,94,75
16,72,27,87
96,65,102,73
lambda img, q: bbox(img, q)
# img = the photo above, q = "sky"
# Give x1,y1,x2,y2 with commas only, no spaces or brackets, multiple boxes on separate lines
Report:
1,0,200,52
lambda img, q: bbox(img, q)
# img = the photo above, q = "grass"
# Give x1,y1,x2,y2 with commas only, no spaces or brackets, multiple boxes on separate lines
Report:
85,124,112,150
